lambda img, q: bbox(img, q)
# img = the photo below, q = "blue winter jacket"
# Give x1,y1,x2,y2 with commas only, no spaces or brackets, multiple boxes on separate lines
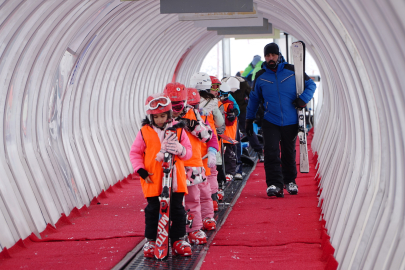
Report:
246,59,316,126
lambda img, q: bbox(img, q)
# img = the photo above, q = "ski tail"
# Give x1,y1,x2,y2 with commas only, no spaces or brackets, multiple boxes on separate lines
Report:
154,129,176,260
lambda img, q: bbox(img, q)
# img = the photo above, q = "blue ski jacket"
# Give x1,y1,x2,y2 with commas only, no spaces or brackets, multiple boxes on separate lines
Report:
246,58,316,126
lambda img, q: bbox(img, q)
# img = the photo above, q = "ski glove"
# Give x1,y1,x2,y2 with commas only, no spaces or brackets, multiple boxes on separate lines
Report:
137,168,153,183
207,147,217,168
180,118,199,132
245,119,254,137
155,151,164,162
161,131,177,151
207,147,217,169
226,111,236,125
166,141,186,157
292,97,306,108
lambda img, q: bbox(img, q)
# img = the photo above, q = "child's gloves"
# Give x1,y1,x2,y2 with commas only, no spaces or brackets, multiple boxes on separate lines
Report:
161,131,177,152
207,147,217,168
179,118,199,132
166,141,186,157
155,151,164,162
137,168,153,183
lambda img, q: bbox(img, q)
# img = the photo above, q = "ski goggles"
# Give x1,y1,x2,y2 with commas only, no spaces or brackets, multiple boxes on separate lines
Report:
146,96,171,110
210,84,220,92
172,101,185,112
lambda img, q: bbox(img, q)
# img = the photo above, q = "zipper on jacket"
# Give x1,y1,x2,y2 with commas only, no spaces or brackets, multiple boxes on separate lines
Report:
260,78,274,84
275,73,284,125
280,74,294,83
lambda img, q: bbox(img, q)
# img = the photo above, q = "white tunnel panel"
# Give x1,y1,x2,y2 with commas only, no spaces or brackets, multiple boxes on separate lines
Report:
0,1,404,269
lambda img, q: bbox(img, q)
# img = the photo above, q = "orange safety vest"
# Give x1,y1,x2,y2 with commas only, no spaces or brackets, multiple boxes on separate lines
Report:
223,102,238,140
182,109,203,168
201,113,217,176
140,125,188,198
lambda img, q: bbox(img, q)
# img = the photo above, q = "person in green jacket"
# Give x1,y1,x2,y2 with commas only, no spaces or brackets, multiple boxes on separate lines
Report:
241,55,263,86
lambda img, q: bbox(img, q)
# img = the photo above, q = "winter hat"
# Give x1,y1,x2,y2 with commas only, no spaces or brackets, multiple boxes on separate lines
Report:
251,55,261,66
264,43,279,56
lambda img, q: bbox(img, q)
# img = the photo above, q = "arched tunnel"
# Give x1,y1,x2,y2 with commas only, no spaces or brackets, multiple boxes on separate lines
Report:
0,1,404,269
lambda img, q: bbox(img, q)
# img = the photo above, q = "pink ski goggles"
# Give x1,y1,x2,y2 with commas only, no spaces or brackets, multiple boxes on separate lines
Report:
172,101,185,112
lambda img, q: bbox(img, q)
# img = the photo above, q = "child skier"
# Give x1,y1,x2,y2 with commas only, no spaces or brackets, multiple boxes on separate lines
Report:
208,76,240,202
129,93,193,258
163,83,217,244
190,73,225,211
218,82,240,181
186,87,219,228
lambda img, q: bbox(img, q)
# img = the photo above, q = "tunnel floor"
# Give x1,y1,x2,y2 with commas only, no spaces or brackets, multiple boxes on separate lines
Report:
0,131,330,270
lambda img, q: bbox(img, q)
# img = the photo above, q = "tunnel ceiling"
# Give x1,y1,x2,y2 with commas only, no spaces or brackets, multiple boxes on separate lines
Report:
0,1,404,269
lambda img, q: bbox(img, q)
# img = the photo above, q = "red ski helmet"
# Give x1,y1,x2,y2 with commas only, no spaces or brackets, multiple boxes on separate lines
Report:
163,82,188,102
210,76,221,85
145,93,172,115
186,88,200,105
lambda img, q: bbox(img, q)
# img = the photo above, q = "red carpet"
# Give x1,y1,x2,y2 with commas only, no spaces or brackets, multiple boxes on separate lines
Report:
0,176,146,270
201,131,335,270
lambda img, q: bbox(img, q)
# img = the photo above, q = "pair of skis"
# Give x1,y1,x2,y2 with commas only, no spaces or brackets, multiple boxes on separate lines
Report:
154,129,175,260
291,41,309,173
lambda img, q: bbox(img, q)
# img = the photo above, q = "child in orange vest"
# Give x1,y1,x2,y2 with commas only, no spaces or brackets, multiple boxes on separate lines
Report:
219,83,240,181
163,83,218,244
129,93,193,258
190,73,225,208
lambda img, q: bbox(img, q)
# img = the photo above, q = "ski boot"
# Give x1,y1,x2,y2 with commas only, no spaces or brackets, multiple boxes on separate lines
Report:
226,174,233,181
285,182,298,195
143,239,156,258
172,238,192,257
234,168,243,180
213,200,218,212
188,230,207,245
217,189,224,201
212,193,219,211
203,217,217,231
266,185,284,197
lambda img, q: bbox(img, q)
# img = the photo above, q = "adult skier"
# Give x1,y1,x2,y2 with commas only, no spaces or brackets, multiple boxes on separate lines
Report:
246,43,316,197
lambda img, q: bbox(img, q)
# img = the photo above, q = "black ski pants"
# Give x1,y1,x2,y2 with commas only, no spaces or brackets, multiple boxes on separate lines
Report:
144,192,186,242
262,120,298,189
224,142,237,176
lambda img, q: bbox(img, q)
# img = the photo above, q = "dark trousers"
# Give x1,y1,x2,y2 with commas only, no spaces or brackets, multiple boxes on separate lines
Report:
238,112,263,152
235,120,241,164
145,192,186,242
217,164,225,189
224,143,237,176
262,120,298,189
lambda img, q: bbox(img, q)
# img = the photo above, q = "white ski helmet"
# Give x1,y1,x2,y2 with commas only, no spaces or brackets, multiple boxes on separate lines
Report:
221,76,240,92
190,72,212,91
219,82,232,93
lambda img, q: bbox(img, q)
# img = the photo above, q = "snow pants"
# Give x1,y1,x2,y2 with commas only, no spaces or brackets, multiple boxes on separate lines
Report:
185,181,214,233
207,167,218,195
144,193,186,242
224,143,237,176
262,120,298,189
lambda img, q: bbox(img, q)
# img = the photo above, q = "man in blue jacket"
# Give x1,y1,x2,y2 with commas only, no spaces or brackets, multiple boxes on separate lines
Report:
245,43,316,197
